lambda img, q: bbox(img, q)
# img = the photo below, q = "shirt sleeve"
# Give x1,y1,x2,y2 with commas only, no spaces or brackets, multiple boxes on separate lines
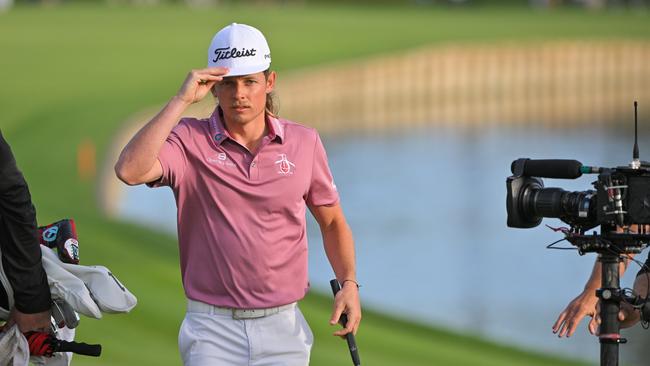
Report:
0,131,51,313
306,132,340,207
147,120,190,189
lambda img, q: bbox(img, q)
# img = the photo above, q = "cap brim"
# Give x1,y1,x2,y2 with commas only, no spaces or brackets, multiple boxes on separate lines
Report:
214,63,270,77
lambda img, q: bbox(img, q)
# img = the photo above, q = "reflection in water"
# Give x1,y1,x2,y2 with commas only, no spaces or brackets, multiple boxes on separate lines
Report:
119,126,650,365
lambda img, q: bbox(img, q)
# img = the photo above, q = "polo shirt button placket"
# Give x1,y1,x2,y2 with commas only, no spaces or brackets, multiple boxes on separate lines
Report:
250,160,259,180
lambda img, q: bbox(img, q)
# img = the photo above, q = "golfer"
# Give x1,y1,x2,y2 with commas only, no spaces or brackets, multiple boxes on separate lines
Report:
115,23,361,365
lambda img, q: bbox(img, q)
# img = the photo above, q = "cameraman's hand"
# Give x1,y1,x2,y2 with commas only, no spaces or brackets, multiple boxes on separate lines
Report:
591,301,640,333
553,290,598,337
617,272,648,329
619,302,641,329
176,67,228,105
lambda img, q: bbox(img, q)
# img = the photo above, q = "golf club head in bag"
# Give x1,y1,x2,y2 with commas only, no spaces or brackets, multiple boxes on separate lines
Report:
38,219,79,265
51,299,79,330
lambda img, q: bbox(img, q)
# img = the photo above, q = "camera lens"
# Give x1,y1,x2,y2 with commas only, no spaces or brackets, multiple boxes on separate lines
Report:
507,175,596,228
528,188,594,220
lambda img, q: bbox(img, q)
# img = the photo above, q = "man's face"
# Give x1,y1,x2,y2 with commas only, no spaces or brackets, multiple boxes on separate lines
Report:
213,71,275,126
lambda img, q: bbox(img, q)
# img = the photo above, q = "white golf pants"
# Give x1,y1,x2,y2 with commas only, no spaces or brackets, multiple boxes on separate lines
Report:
179,299,313,366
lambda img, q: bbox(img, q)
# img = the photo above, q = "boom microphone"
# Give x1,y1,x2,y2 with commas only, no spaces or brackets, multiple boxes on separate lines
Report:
511,159,584,179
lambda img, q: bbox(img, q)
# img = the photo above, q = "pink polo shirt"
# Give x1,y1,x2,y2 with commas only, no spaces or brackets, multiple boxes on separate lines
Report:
148,108,339,309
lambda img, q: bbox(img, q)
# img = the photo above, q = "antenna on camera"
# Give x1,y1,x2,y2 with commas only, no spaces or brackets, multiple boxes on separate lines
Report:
631,101,640,169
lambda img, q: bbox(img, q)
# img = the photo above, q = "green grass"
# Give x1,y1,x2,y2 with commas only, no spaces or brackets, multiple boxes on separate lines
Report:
2,3,648,364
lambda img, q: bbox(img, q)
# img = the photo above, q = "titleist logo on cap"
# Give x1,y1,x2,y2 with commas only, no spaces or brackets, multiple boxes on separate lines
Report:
212,47,257,62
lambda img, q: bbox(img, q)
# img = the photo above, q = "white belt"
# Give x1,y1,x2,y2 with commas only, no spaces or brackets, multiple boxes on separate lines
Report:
187,299,295,319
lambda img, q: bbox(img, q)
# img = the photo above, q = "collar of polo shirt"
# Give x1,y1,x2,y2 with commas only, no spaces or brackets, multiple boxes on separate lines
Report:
209,107,284,146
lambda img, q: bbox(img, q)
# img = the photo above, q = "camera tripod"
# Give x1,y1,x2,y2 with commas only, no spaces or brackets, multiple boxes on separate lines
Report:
565,224,650,366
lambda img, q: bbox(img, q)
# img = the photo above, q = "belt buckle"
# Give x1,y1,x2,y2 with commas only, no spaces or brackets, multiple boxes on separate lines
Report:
232,309,265,319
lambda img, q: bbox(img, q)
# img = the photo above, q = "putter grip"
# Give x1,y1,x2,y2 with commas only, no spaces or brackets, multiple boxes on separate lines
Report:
330,279,361,366
56,340,102,357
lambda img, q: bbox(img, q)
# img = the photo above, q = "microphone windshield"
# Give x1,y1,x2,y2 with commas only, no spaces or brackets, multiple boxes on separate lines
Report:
511,159,583,179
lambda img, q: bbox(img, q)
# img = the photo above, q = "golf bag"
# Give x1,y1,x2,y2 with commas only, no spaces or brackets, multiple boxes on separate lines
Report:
0,219,137,366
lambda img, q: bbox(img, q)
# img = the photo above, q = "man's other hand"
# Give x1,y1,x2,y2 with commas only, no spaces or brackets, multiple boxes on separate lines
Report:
2,308,51,333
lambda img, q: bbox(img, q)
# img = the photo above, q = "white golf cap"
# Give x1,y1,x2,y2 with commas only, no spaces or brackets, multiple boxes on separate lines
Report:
207,23,271,77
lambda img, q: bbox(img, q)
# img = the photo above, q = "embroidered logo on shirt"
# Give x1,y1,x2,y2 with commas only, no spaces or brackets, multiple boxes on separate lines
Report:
207,153,235,167
214,133,224,142
275,154,295,175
